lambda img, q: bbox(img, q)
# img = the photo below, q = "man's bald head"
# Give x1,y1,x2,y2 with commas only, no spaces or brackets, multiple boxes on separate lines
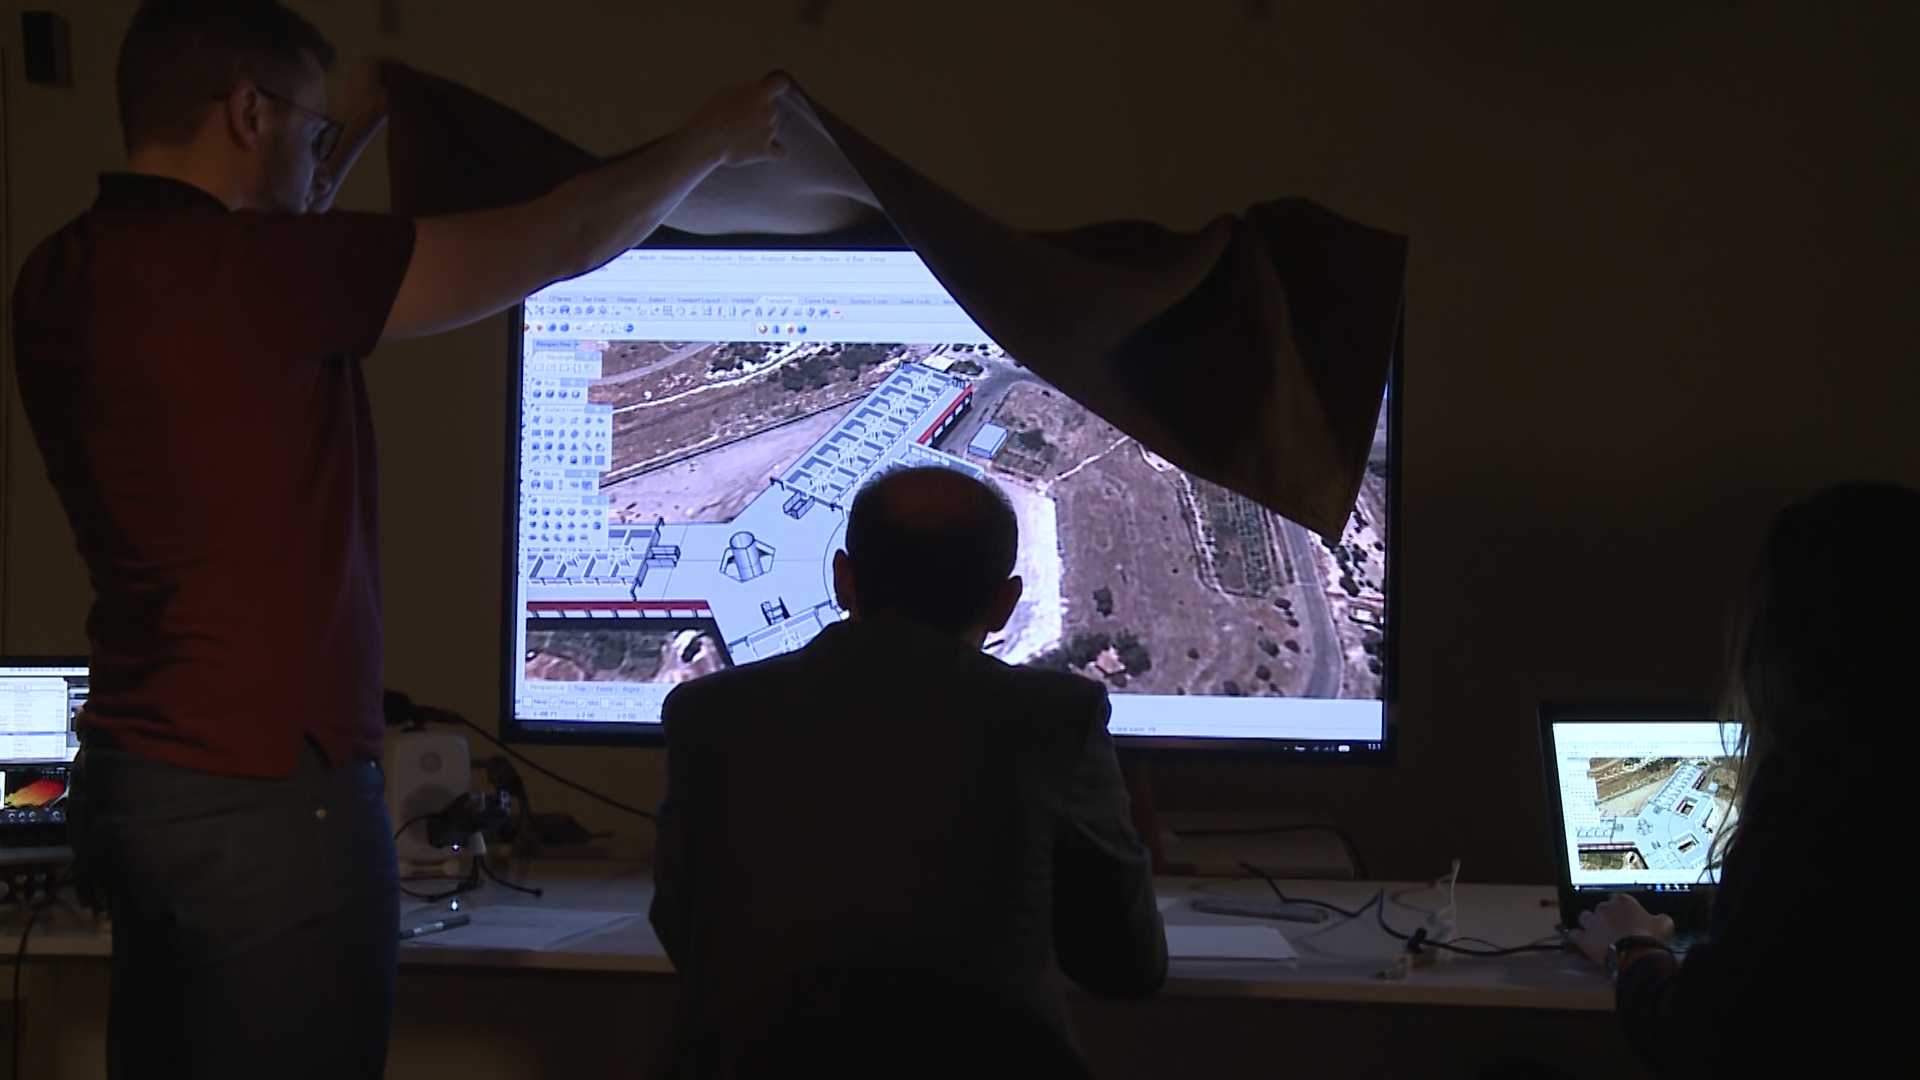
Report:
840,467,1020,636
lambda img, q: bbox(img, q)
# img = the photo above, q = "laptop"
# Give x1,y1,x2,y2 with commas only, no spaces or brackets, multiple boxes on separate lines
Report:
1538,701,1743,937
0,657,89,866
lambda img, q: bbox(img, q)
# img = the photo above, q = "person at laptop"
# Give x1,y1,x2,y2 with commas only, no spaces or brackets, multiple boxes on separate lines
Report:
650,466,1167,1075
12,2,783,1075
1567,481,1915,1075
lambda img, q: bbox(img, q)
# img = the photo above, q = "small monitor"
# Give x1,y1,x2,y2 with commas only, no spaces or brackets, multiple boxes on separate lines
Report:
1539,703,1743,922
0,657,87,855
501,242,1397,758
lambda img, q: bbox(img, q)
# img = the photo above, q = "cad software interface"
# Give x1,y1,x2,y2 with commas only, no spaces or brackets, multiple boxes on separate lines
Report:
1551,720,1743,891
509,249,1389,744
0,665,86,827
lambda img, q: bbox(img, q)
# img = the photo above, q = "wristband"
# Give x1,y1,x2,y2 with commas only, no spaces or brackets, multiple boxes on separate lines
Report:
1603,933,1674,985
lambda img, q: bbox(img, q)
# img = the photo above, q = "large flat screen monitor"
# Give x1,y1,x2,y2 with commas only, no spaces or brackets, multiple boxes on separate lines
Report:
501,242,1398,758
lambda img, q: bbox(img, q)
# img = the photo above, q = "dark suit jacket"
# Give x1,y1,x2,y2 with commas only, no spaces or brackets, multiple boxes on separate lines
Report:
650,618,1167,1055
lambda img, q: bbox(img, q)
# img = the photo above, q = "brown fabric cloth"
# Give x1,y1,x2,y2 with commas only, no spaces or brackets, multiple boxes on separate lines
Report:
384,68,1406,539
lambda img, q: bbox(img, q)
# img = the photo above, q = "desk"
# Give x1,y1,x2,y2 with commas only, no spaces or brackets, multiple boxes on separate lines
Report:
3,862,1643,1079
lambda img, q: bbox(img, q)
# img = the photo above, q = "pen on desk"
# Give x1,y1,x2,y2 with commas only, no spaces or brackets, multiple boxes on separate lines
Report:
398,914,471,941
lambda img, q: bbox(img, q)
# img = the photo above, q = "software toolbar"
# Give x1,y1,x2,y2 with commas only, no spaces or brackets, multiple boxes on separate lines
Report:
526,250,987,344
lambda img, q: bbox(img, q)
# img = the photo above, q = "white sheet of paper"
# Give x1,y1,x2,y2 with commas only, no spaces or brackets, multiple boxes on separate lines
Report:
405,906,636,952
1166,924,1296,961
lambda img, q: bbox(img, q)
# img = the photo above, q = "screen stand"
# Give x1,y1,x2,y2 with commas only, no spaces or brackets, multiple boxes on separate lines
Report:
1122,759,1166,874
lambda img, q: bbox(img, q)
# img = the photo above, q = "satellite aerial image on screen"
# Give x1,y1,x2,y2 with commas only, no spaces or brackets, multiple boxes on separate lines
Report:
524,625,729,686
522,340,1388,700
1572,756,1741,873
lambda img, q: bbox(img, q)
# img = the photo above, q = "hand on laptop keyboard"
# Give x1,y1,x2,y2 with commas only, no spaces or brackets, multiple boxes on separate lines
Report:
1566,894,1676,966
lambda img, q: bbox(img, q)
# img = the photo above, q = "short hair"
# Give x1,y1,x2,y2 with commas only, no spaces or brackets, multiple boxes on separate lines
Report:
116,0,336,151
844,467,1019,634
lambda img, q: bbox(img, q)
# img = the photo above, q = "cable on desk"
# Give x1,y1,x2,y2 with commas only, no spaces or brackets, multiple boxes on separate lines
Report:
398,870,480,904
12,887,54,1079
1187,823,1369,880
391,816,479,902
1238,861,1564,958
13,908,42,1078
1378,913,1564,957
444,715,654,820
394,813,541,901
1238,861,1383,921
1373,890,1564,958
478,855,543,899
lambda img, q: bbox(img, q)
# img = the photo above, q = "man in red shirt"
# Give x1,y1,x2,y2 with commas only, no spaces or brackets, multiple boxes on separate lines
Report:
12,2,782,1076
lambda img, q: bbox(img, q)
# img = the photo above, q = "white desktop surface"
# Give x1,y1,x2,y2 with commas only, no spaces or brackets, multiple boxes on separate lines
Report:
5,861,1606,1012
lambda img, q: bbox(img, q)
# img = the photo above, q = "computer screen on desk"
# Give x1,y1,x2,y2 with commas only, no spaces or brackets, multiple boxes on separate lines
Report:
0,658,87,851
500,242,1398,758
1543,712,1743,895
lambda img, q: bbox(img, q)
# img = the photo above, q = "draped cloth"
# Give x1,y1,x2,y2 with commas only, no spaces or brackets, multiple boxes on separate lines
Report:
383,67,1406,539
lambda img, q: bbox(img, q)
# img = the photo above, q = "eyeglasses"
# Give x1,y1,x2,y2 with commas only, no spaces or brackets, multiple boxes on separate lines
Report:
257,87,344,161
210,85,344,161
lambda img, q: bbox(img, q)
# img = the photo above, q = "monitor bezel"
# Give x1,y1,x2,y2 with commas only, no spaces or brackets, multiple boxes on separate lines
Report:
498,232,1401,763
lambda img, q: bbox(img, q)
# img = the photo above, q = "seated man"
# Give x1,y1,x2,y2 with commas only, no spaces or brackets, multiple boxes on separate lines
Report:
650,465,1166,1072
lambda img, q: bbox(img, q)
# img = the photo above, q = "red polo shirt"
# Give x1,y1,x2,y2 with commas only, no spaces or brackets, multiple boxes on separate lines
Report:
12,173,416,778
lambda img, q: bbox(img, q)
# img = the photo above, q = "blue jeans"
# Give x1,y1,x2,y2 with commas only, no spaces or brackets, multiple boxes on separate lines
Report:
71,738,398,1079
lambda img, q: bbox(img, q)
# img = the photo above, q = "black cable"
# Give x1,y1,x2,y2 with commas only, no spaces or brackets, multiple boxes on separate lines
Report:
13,910,41,1077
1449,934,1563,953
1237,862,1562,958
13,893,51,1079
399,881,474,903
443,716,653,820
394,812,479,902
399,864,480,904
1188,824,1368,880
1380,913,1562,957
477,856,543,899
393,779,543,901
1238,861,1383,921
396,810,540,901
393,813,432,842
1371,894,1563,958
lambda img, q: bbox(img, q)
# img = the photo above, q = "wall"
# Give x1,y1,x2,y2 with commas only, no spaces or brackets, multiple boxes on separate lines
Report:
3,0,1916,882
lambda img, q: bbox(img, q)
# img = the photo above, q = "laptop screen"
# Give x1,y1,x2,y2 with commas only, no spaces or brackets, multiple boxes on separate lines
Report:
1546,718,1743,894
0,661,87,838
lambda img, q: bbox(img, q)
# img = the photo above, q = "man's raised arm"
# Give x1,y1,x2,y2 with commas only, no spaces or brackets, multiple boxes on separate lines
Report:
310,57,393,213
380,74,788,343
